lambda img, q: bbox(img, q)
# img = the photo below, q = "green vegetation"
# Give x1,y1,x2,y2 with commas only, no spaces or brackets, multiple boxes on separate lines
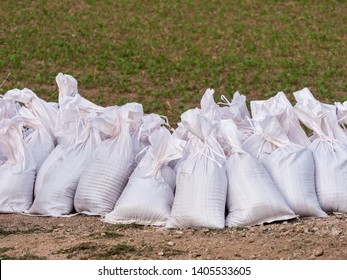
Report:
0,0,346,123
0,226,54,237
0,248,46,260
57,242,138,259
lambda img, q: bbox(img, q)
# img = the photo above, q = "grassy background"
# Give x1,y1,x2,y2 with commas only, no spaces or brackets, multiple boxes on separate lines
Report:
0,0,346,124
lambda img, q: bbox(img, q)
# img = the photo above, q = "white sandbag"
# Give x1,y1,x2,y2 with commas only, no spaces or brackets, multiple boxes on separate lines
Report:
242,115,326,217
294,88,347,213
262,144,326,217
220,120,296,226
105,127,184,225
0,117,36,213
19,107,55,170
28,113,101,216
250,92,311,147
74,104,143,215
166,109,227,229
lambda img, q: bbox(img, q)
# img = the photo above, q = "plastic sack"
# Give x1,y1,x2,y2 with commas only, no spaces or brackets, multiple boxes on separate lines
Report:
294,88,347,213
74,103,143,215
28,111,101,216
166,109,227,228
220,120,296,226
242,115,326,217
105,127,183,225
0,117,36,213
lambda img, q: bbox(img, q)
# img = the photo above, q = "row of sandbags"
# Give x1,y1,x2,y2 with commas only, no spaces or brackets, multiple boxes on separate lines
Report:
1,73,347,227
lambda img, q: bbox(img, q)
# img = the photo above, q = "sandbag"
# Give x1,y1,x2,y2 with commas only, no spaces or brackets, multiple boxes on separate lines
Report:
74,104,143,215
294,88,347,213
28,112,101,216
105,127,183,225
220,120,296,226
166,109,227,228
0,117,36,213
242,115,326,217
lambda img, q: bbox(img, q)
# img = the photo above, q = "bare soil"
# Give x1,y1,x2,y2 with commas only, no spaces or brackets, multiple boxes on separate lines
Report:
0,214,346,260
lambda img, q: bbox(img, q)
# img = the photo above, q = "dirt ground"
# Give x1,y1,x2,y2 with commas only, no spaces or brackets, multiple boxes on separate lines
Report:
0,213,346,260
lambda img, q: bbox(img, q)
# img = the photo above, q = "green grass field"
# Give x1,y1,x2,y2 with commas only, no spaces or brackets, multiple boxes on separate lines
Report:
0,0,346,124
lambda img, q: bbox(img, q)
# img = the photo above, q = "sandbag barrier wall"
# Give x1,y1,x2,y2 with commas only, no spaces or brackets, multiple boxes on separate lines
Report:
0,73,347,228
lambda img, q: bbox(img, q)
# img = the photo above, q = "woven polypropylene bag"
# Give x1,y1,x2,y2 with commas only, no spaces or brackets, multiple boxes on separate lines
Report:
105,127,183,225
29,114,101,216
242,116,326,218
166,109,227,228
220,120,296,226
74,104,144,215
261,145,327,217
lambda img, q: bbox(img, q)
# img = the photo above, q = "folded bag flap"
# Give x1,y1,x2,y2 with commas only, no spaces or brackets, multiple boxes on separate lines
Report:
251,92,310,147
252,114,291,149
294,88,347,145
200,88,221,123
149,127,185,171
219,119,246,155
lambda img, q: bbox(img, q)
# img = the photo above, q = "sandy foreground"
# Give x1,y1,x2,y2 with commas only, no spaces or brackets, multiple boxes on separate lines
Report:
0,213,346,260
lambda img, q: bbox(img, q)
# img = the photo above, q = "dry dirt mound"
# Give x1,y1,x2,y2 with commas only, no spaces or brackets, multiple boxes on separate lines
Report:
0,214,346,260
